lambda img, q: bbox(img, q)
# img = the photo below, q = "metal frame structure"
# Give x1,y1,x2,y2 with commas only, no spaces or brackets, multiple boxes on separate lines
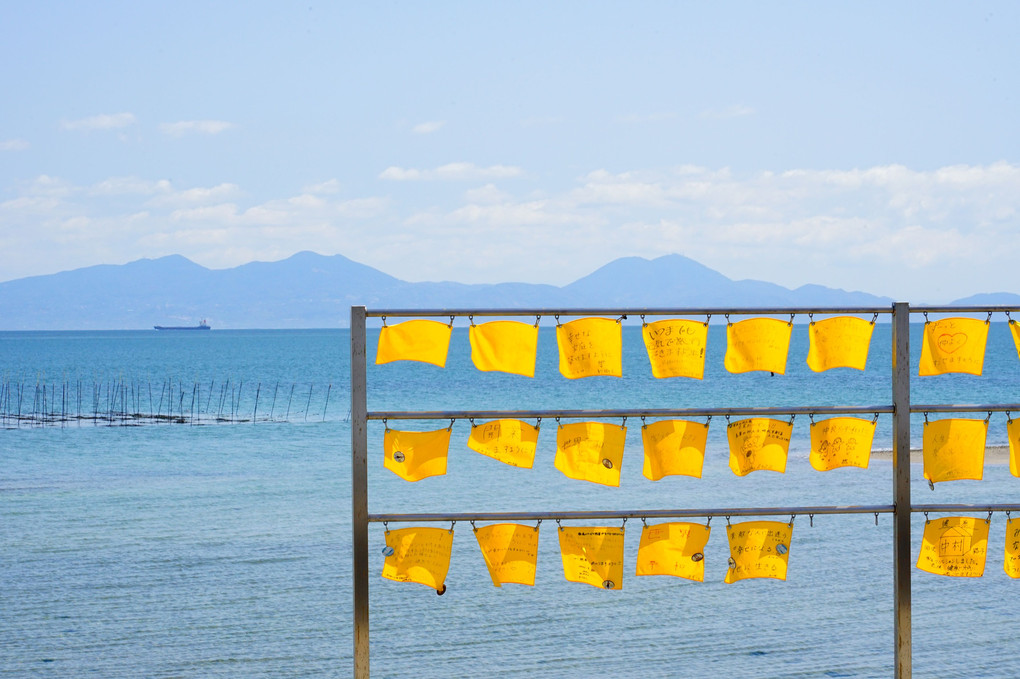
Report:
351,303,1020,679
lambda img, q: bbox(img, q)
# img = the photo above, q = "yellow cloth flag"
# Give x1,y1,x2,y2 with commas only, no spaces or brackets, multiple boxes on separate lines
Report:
636,522,711,581
558,526,625,589
474,523,539,587
919,317,989,376
556,317,623,378
917,516,989,577
1005,518,1020,579
469,321,538,377
806,316,874,372
384,427,451,482
1009,418,1020,478
381,527,454,591
467,419,539,469
922,418,986,485
724,520,792,583
555,421,627,487
727,417,792,476
809,416,876,471
641,419,708,480
376,320,453,367
1011,320,1020,361
641,318,708,379
724,318,793,374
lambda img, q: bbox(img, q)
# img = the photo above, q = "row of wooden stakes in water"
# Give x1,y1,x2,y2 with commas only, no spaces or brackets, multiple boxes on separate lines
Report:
383,415,1020,485
381,514,1020,593
375,316,1020,378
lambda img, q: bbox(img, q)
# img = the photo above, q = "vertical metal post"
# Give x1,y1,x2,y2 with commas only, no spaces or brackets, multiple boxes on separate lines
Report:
351,306,370,678
891,302,912,678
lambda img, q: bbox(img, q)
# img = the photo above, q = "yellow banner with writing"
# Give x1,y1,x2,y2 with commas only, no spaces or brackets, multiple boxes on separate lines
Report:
474,523,539,587
558,526,625,590
641,318,708,379
636,522,711,581
641,419,708,480
467,419,539,469
1009,417,1020,479
727,417,792,476
724,520,792,583
556,317,623,378
555,421,627,487
809,416,876,471
919,317,989,376
1005,517,1020,579
806,316,874,372
375,319,452,367
381,527,454,592
917,516,989,577
724,317,793,374
922,418,986,485
384,427,451,482
469,321,539,377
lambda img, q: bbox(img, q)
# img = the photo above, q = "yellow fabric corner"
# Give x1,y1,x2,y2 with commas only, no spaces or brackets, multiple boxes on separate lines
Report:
1011,320,1020,362
727,417,792,476
724,520,792,583
641,419,708,480
922,418,986,485
1009,418,1020,478
375,320,452,367
806,316,874,372
809,416,876,471
555,421,627,486
556,317,623,379
724,317,792,374
641,318,708,379
1005,517,1020,579
467,419,539,469
558,526,625,589
381,527,454,591
918,317,989,376
474,523,539,587
635,522,711,581
383,427,451,482
469,321,538,377
917,516,989,577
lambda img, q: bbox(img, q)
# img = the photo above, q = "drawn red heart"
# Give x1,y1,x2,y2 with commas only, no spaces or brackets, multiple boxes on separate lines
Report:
937,333,968,354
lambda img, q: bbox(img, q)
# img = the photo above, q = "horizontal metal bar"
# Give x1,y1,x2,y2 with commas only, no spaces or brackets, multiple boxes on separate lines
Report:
910,404,1020,414
911,504,1020,513
368,405,894,421
364,306,895,318
910,305,1020,314
369,505,896,523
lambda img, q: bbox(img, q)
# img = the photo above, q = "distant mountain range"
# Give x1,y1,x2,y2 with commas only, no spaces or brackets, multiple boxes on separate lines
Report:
0,251,1014,330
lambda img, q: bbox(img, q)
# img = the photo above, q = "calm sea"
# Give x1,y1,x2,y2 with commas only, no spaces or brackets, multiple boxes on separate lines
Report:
2,323,1019,678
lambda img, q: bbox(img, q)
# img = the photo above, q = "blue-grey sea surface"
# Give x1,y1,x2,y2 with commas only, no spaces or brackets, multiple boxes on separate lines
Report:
2,323,1019,678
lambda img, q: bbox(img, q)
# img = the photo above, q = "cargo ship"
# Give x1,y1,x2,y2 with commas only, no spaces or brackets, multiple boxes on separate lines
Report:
154,319,211,331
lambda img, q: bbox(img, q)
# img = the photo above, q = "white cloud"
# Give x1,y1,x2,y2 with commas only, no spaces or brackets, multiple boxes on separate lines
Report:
302,179,342,195
147,183,242,208
616,112,676,123
700,104,755,120
379,162,525,181
159,120,234,136
0,139,29,151
411,120,444,134
62,112,136,131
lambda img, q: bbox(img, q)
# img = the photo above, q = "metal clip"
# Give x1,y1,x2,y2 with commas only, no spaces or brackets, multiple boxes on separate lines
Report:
534,519,541,531
704,415,712,428
923,311,929,324
924,512,930,524
556,518,563,530
554,314,561,326
640,314,646,326
621,517,628,529
986,311,993,324
555,416,561,427
449,521,455,533
448,315,455,327
788,413,796,426
534,314,541,328
808,312,814,325
809,413,815,425
617,314,627,324
705,516,712,528
470,520,477,531
382,418,389,431
725,515,731,526
724,313,731,324
986,411,993,424
928,479,935,491
923,412,929,424
468,314,475,326
872,412,880,425
789,514,796,527
620,416,627,429
535,417,542,429
641,517,647,527
809,514,814,528
640,415,647,428
383,521,389,532
704,313,711,327
874,513,879,526
448,418,455,431
788,313,795,326
469,417,475,427
381,316,388,326
725,414,731,425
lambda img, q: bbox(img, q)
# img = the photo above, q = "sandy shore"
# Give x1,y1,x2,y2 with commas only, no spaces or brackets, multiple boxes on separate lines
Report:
871,445,1011,464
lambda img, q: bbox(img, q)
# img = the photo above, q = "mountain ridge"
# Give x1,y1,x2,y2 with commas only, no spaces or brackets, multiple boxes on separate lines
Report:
0,251,1006,330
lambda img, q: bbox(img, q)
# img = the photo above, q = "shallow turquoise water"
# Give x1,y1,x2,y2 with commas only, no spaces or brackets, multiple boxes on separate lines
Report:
2,323,1019,677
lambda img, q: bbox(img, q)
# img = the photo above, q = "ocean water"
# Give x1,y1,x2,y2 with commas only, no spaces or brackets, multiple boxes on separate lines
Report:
2,322,1019,678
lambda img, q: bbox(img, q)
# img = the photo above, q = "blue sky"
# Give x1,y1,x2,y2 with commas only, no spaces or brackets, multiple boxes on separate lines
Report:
2,1,1018,301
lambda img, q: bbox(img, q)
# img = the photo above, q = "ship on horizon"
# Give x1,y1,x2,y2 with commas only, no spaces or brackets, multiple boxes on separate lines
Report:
154,319,211,331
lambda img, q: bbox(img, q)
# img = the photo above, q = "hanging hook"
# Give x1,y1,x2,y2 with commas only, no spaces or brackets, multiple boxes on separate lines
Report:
923,411,929,424
986,311,993,324
725,515,731,526
449,521,456,533
534,519,541,531
872,412,880,424
924,512,930,524
555,416,561,427
383,521,389,532
617,314,627,324
468,314,475,326
923,311,929,324
871,312,879,325
556,518,563,530
788,313,795,326
808,312,814,324
640,314,646,326
874,512,879,526
641,516,648,527
986,511,993,524
986,411,993,423
534,314,541,328
788,413,796,426
789,514,796,527
554,314,561,326
448,418,455,431
1007,510,1012,520
382,417,389,431
705,515,712,528
381,316,387,326
469,417,475,427
724,313,731,324
704,313,711,327
809,413,815,425
640,415,647,427
535,417,542,429
725,414,731,425
1007,411,1013,424
470,520,477,531
448,315,455,327
704,415,712,427
621,517,628,529
621,416,627,429
809,514,814,528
